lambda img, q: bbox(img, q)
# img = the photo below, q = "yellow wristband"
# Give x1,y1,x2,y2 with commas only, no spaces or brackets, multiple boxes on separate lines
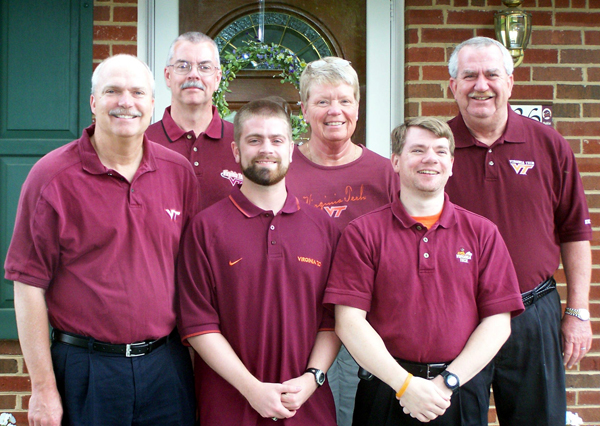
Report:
395,373,413,399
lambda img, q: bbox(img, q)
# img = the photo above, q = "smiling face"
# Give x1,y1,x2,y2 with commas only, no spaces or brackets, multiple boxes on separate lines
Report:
90,56,154,141
392,126,454,197
449,44,514,127
165,40,222,109
301,82,358,146
232,115,293,187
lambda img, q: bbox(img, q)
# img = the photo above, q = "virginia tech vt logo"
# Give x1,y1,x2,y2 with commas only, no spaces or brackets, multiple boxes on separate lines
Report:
509,159,535,175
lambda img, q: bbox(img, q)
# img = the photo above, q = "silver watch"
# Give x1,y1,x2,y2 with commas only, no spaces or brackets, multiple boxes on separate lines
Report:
564,307,590,321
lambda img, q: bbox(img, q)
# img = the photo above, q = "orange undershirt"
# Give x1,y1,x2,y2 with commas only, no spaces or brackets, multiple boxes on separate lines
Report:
412,209,442,229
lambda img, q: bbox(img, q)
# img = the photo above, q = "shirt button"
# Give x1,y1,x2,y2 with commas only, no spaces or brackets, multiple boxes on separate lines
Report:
271,241,276,245
488,161,494,166
186,134,192,139
194,161,199,166
488,149,492,153
423,237,428,243
193,147,198,152
108,173,112,176
416,225,422,230
265,213,271,217
270,225,275,230
424,253,429,258
131,189,134,193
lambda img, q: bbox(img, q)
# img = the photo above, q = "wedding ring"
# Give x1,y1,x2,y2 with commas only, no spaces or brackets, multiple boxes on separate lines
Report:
581,347,586,350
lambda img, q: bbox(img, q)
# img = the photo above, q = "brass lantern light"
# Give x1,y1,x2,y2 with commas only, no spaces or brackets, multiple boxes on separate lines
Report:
494,0,532,67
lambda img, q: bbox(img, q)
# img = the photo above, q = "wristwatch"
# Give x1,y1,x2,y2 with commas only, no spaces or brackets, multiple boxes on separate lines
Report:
440,370,460,393
564,307,590,321
305,368,325,386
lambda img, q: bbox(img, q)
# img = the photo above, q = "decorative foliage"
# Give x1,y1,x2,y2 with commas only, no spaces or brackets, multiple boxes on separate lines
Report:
214,40,309,141
0,413,16,426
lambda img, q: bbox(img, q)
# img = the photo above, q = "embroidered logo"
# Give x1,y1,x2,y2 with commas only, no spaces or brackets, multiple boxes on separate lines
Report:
585,219,591,225
221,169,244,186
165,209,181,221
456,248,473,264
324,205,348,218
297,256,322,267
509,160,535,175
229,258,243,266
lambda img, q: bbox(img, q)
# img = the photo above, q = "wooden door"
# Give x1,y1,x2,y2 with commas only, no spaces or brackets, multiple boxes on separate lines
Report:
180,0,367,144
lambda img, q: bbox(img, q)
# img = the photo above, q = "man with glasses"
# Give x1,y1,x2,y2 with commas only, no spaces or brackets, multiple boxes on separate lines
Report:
147,32,239,210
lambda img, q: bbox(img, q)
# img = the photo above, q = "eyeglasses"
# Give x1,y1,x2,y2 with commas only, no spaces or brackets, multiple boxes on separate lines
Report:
167,61,218,76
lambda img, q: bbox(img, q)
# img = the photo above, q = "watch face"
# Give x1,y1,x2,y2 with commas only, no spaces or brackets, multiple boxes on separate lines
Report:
446,375,458,387
315,370,325,385
579,309,590,321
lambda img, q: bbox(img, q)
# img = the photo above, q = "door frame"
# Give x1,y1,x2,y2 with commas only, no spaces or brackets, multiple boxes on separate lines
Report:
138,0,405,158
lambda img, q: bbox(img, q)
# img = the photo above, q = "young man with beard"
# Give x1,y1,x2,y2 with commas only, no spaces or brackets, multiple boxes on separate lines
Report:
324,117,524,425
146,32,239,210
177,99,341,425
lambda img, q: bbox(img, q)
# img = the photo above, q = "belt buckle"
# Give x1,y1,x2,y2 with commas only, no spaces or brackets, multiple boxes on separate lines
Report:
426,363,446,379
125,341,147,357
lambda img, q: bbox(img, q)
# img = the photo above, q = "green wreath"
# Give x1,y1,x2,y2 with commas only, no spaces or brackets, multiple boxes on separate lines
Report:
214,40,308,141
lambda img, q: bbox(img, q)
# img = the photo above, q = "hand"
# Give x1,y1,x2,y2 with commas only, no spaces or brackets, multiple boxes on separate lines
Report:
244,382,301,420
398,376,450,422
281,373,318,411
28,384,63,426
562,314,592,369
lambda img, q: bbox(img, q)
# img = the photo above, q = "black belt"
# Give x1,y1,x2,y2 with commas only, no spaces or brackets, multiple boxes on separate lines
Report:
521,277,556,307
358,358,449,381
52,329,173,357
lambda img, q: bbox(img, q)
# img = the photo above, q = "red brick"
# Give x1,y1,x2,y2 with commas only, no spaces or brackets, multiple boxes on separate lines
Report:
567,138,581,154
562,50,600,65
538,0,552,6
474,28,496,39
580,355,600,372
447,10,494,26
574,407,600,423
585,193,600,209
112,44,137,55
114,6,137,23
513,66,531,82
511,84,554,101
454,0,468,6
556,12,600,27
555,0,569,6
0,341,22,355
405,0,434,5
523,49,558,65
405,9,444,25
582,139,600,156
531,30,582,46
0,394,16,410
94,5,110,22
405,83,445,98
0,358,18,374
22,394,30,410
585,31,600,46
0,376,31,392
405,102,420,118
406,65,420,80
436,0,450,5
533,67,583,82
566,389,577,405
93,25,137,42
406,28,419,44
528,11,553,27
578,157,600,173
584,104,600,118
405,47,446,63
93,44,110,61
421,101,458,117
556,84,600,101
9,412,27,425
572,0,587,7
421,28,473,44
589,68,600,82
421,65,449,80
552,103,581,119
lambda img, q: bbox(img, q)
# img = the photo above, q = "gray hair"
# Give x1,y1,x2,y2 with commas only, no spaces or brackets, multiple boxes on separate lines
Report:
91,54,155,97
166,32,220,67
300,56,360,103
448,37,514,79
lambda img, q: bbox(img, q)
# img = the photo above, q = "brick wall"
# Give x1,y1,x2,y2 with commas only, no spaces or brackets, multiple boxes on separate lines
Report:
405,0,600,424
0,2,137,422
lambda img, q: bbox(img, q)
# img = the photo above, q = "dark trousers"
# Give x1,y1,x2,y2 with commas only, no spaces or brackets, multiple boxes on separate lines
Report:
51,331,195,426
353,375,462,426
461,289,566,426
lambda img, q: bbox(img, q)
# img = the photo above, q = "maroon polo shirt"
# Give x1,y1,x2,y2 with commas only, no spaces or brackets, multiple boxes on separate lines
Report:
4,125,200,344
446,107,592,293
146,105,239,210
324,195,524,364
286,145,400,230
177,186,340,425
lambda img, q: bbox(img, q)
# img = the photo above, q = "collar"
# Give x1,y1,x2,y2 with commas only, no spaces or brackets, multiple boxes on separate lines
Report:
228,185,301,218
79,124,158,176
159,105,225,142
451,104,526,149
390,192,457,230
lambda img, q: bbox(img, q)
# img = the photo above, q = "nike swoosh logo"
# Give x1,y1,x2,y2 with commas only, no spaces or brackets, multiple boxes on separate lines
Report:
229,258,243,266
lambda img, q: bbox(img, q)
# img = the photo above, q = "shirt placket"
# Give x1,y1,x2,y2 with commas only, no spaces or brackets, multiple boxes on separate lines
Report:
187,133,203,177
266,213,282,257
484,146,499,181
416,225,435,272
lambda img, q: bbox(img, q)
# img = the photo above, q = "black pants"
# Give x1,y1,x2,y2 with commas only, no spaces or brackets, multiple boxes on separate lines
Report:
51,331,195,426
353,375,463,426
460,289,566,426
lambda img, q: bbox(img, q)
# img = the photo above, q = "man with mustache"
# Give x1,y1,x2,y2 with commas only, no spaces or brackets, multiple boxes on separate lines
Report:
5,54,198,425
445,37,593,426
146,32,239,210
177,98,341,425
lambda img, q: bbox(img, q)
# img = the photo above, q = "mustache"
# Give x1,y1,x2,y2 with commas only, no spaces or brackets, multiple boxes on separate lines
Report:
181,81,205,90
469,91,495,98
109,108,142,117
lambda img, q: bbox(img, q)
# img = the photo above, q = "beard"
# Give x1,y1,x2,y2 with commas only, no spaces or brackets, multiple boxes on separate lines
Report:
242,157,288,186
